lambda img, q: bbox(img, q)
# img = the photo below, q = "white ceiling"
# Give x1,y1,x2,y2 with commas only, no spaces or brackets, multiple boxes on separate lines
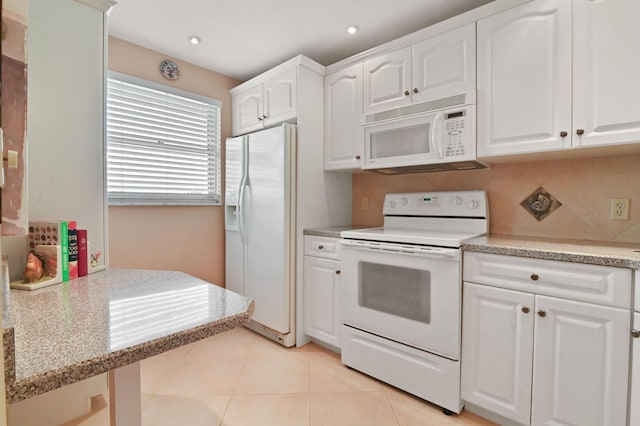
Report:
108,0,493,82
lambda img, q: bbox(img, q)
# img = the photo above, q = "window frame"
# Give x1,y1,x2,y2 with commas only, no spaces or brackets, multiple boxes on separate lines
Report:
106,71,222,207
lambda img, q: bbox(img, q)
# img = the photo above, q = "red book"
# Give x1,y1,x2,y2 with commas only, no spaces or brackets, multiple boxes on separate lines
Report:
78,229,88,277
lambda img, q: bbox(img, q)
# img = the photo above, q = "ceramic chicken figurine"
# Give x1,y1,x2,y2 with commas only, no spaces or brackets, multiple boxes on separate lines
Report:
23,252,44,283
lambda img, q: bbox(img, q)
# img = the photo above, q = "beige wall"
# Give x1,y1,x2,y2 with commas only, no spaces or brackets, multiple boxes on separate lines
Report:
353,154,640,243
108,37,240,286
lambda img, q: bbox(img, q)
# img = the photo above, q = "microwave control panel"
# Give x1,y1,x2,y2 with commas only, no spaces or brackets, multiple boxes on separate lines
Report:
443,108,471,158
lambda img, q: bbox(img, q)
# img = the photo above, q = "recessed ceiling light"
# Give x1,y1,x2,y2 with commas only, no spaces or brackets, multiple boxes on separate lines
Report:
189,36,201,45
347,25,359,35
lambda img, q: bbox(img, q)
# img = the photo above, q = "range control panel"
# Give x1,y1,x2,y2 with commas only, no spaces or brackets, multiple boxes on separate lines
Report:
383,191,488,218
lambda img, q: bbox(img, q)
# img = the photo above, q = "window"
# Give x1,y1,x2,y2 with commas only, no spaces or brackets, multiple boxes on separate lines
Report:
106,72,221,205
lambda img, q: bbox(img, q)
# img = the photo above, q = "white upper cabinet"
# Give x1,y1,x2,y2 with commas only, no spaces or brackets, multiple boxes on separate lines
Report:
478,0,640,158
363,47,412,115
324,62,363,170
572,0,640,148
363,23,476,118
263,67,297,127
412,23,476,104
232,67,297,136
477,0,572,156
233,84,264,135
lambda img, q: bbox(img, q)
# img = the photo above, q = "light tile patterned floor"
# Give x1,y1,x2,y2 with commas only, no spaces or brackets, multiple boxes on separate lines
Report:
65,327,496,426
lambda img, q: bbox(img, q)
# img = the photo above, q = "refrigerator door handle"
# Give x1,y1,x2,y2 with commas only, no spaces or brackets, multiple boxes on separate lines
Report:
237,136,249,242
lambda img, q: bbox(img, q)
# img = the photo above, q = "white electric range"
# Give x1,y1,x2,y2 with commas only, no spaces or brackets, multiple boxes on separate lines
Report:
339,190,488,415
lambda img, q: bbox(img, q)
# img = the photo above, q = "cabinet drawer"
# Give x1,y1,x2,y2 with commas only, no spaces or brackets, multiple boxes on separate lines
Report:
304,236,339,259
464,252,632,309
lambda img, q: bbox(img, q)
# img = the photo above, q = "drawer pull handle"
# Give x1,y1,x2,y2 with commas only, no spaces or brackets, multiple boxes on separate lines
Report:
633,330,640,338
538,310,547,318
530,273,539,281
318,245,324,250
522,307,530,314
335,270,341,275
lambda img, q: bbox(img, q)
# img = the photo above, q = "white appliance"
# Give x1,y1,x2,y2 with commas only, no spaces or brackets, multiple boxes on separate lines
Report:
225,124,296,347
362,92,486,174
340,191,488,414
631,271,640,425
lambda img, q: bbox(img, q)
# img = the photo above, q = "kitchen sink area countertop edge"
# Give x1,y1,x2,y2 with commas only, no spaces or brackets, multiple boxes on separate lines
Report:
4,268,254,403
463,235,640,269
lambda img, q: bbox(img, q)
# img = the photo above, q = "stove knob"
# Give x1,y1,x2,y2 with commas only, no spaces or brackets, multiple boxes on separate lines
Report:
401,197,408,206
388,200,396,209
471,199,480,209
453,196,463,206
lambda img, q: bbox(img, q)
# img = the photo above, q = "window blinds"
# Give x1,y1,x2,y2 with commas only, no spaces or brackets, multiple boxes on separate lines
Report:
106,72,221,205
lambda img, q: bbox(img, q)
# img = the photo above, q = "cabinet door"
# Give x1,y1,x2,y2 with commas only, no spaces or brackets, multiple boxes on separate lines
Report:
461,283,535,425
631,312,640,426
572,0,640,148
324,63,363,170
531,296,630,426
363,47,412,116
477,0,572,157
303,256,340,347
232,84,264,136
412,23,475,104
263,67,297,127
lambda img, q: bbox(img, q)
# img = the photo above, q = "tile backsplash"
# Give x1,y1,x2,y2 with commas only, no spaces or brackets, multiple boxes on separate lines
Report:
352,154,640,243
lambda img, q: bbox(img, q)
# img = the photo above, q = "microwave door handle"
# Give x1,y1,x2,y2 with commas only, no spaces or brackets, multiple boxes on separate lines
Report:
430,112,443,159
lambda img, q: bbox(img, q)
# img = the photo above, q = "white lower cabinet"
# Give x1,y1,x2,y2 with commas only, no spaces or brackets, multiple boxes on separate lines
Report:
462,252,632,426
461,283,534,425
631,312,640,426
303,236,341,347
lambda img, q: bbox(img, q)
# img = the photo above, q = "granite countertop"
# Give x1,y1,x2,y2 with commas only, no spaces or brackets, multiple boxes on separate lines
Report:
463,235,640,269
4,268,254,403
304,225,371,239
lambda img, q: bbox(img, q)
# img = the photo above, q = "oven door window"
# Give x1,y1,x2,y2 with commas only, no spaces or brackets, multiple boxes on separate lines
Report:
359,262,430,324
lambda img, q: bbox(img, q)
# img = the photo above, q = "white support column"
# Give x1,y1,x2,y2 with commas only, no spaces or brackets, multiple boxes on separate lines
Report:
109,361,141,426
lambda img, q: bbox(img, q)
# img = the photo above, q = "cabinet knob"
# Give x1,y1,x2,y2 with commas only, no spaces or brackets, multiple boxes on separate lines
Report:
404,90,410,96
413,88,419,93
522,307,530,314
355,155,361,160
560,131,568,138
335,270,341,275
632,330,640,338
318,245,324,250
576,129,585,136
262,115,267,119
257,116,263,121
538,310,547,318
530,273,539,281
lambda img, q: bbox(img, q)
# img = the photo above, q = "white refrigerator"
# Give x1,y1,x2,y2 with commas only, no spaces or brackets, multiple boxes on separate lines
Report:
225,124,296,347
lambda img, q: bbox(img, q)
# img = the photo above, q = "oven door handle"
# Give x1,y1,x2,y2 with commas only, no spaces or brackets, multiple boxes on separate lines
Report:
340,239,459,259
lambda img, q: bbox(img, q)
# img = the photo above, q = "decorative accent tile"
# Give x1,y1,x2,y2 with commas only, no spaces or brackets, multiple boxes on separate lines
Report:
520,187,562,222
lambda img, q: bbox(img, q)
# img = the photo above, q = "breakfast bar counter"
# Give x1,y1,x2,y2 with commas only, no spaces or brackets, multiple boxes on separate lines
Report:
3,268,254,410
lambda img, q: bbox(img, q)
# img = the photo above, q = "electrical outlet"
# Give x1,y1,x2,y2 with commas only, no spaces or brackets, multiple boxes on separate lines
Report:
361,197,369,210
610,198,630,220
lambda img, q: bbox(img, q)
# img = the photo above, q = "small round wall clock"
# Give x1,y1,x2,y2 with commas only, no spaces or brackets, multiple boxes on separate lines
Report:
160,59,179,80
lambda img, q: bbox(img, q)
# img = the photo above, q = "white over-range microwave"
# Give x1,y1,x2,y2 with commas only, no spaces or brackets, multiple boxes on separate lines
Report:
362,92,486,174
